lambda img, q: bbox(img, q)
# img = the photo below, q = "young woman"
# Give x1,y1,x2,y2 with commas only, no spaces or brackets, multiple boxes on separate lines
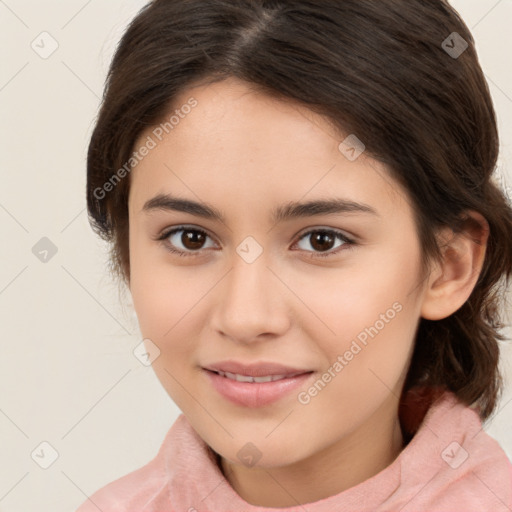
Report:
78,0,512,510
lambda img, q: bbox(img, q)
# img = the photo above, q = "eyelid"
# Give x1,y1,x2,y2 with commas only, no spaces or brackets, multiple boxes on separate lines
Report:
295,225,355,243
292,227,356,258
156,224,216,243
156,224,356,258
156,225,218,253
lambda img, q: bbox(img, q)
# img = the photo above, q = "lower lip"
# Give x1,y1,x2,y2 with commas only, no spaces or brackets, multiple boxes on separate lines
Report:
203,369,314,408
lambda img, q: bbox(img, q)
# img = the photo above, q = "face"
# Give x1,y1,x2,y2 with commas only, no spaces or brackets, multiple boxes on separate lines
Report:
128,76,428,469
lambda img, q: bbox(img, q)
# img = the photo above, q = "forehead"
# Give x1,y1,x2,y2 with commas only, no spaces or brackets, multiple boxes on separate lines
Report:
128,77,409,221
158,77,343,162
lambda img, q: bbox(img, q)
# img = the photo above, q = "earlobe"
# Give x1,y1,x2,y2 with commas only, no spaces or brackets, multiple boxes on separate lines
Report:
420,212,489,321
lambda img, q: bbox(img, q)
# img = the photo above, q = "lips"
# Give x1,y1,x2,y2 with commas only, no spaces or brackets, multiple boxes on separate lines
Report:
204,360,311,378
202,360,314,408
214,371,301,383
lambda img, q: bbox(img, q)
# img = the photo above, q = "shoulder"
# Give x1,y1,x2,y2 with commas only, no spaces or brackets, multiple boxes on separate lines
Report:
394,390,512,511
75,415,192,512
75,459,166,512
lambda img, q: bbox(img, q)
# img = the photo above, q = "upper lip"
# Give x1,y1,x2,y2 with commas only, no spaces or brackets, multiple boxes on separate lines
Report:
203,360,312,377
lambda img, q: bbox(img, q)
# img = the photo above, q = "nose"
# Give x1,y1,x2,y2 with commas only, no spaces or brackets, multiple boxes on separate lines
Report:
209,249,291,344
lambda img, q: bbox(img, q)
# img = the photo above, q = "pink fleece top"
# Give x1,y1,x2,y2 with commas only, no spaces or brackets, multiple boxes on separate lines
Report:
76,390,512,511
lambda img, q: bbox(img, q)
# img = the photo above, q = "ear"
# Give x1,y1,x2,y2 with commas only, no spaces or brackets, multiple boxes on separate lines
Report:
420,211,489,321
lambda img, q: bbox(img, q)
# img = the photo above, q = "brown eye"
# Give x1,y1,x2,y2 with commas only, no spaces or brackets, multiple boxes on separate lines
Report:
180,229,207,250
157,226,216,257
157,226,355,259
294,229,355,258
309,231,336,252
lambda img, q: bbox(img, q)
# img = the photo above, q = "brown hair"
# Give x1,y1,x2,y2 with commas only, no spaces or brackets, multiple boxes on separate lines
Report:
86,0,512,421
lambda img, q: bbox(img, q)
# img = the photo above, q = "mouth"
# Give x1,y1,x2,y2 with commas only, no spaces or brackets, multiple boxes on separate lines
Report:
202,361,315,408
203,360,312,377
209,369,308,383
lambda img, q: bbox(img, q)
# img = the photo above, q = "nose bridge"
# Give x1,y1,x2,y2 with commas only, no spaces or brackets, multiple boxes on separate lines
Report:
225,240,272,311
212,238,290,341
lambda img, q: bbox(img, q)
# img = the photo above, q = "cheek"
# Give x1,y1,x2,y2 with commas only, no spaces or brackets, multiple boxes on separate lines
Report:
294,245,420,336
129,231,190,336
131,273,199,350
129,246,216,385
297,276,419,431
293,245,422,391
129,254,204,408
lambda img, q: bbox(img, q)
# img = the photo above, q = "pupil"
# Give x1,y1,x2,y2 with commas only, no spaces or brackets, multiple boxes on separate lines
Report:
184,230,205,250
312,232,333,252
180,230,335,252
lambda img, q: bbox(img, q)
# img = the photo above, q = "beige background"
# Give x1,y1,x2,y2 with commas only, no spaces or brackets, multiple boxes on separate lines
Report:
1,1,511,510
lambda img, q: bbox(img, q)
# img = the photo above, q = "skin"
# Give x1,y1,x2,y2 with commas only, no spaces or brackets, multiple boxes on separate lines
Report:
127,76,489,507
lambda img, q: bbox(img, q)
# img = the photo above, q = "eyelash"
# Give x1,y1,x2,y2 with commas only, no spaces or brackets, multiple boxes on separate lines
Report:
155,225,356,259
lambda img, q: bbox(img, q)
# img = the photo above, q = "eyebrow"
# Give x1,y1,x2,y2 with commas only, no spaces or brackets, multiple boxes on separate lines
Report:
142,193,379,224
